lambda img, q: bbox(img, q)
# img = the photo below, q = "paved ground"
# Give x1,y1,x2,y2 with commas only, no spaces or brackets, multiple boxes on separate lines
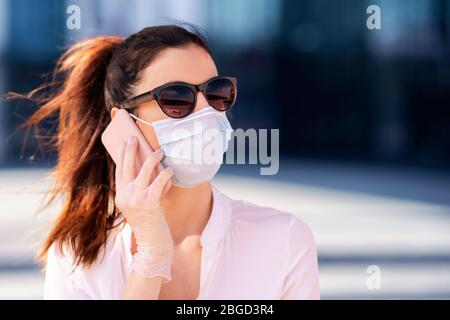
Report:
1,160,449,299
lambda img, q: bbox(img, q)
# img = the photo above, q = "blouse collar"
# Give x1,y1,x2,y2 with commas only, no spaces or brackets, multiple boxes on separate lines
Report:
200,185,232,246
122,184,232,263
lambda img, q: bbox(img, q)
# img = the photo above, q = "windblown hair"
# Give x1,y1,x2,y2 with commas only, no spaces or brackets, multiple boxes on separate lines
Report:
6,24,211,268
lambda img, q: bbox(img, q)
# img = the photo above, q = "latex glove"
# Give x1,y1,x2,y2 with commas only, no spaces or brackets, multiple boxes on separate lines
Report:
115,136,174,283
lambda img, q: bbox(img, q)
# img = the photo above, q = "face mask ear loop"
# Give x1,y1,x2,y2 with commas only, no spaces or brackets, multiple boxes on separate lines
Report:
129,112,165,158
129,112,155,127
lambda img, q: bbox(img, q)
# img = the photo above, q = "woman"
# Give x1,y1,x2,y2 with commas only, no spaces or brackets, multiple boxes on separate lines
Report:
12,24,320,299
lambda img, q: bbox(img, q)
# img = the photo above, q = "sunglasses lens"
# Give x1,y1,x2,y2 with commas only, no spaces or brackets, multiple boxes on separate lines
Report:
158,85,195,118
205,78,236,111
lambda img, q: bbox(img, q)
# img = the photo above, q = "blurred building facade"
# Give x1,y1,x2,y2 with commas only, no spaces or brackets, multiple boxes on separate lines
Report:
1,0,449,168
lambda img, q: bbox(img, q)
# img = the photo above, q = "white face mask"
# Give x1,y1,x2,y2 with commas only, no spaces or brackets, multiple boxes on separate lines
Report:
130,106,233,188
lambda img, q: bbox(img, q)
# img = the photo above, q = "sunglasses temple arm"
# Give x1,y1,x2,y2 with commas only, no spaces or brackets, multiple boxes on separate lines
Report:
129,113,155,127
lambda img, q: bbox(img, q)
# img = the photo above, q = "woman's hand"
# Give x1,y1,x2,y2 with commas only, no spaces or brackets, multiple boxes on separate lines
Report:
115,136,174,283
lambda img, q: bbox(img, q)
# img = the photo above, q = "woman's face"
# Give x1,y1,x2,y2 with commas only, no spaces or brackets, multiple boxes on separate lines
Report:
111,44,218,150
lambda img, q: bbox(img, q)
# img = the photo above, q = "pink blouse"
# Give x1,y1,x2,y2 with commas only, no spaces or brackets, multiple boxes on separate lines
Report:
44,186,320,299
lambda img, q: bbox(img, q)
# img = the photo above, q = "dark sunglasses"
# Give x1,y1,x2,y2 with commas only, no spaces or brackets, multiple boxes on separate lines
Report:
121,76,237,119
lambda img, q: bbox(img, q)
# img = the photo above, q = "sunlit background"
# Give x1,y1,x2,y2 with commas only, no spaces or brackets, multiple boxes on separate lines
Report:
1,0,450,299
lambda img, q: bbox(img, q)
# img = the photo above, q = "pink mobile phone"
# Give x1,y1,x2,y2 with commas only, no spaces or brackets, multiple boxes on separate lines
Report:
101,109,164,175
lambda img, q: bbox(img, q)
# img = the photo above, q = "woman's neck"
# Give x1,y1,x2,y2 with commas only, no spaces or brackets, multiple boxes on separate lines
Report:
160,182,213,245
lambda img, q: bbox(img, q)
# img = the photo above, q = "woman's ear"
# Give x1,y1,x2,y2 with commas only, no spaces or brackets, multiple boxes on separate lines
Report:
111,107,120,119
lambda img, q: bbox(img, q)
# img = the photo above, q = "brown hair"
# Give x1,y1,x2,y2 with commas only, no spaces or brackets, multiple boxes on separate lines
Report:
6,24,212,268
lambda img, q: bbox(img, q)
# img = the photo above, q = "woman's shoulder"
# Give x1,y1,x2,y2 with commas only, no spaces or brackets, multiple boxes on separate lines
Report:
44,225,127,299
47,222,125,265
218,188,316,247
